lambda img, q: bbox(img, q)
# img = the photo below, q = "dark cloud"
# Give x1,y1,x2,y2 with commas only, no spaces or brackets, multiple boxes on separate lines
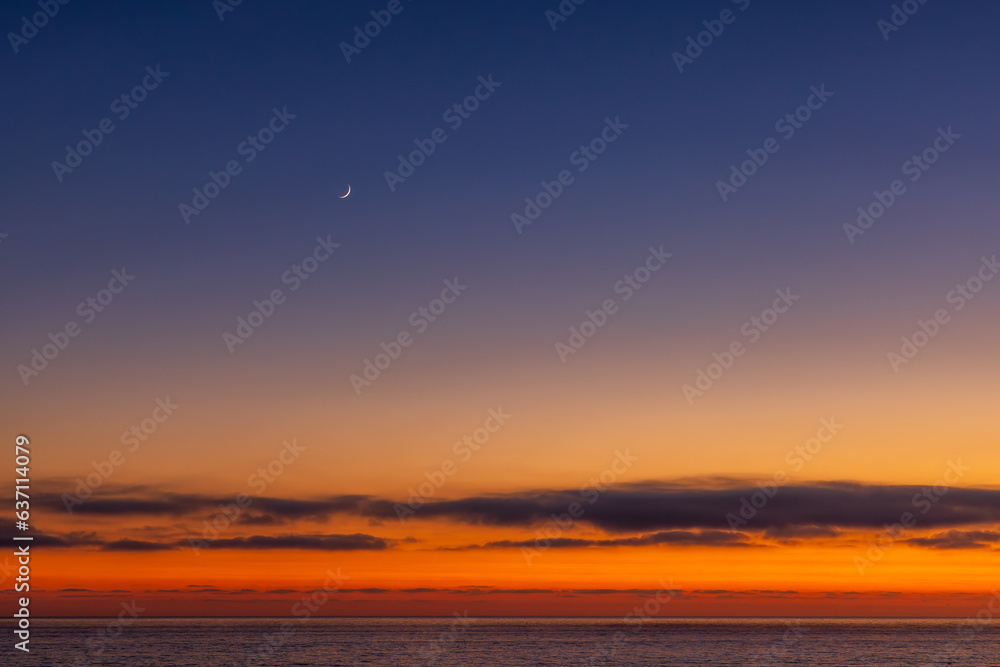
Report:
0,529,102,548
0,526,388,553
763,525,842,543
53,495,207,516
468,530,753,550
368,479,1000,533
252,497,369,520
606,530,753,547
904,529,1000,550
198,533,389,551
36,491,372,519
22,533,75,547
31,478,1000,544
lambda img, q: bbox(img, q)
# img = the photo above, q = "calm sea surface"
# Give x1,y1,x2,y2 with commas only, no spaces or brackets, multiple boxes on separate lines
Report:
11,618,1000,666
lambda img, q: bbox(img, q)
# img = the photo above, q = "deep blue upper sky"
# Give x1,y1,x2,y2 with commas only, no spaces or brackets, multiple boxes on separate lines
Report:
2,0,998,380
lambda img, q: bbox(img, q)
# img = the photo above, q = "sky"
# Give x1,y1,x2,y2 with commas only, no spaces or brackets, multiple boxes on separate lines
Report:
2,1,1000,617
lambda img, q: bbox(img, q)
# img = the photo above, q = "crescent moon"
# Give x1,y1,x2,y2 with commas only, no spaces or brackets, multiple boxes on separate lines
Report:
339,184,351,199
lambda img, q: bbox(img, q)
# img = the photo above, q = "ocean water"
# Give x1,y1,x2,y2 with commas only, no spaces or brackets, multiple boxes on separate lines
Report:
13,617,1000,666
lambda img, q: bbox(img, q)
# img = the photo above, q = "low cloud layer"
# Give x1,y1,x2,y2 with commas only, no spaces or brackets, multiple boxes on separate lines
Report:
31,477,1000,552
